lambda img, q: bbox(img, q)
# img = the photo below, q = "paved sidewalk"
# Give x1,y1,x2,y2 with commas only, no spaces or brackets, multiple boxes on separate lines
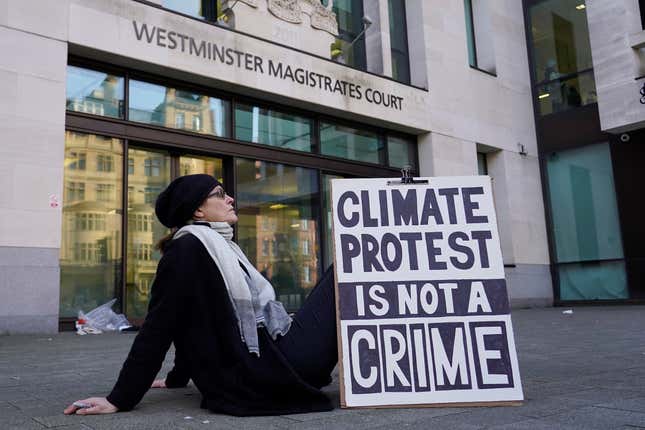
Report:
1,305,644,429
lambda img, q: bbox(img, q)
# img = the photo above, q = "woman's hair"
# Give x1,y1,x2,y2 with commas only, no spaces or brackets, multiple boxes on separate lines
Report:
155,227,178,253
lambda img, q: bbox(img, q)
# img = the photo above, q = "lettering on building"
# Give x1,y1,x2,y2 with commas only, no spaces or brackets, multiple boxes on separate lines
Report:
132,20,404,110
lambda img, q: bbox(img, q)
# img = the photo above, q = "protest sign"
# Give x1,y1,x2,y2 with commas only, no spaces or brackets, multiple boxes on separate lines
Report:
331,176,523,408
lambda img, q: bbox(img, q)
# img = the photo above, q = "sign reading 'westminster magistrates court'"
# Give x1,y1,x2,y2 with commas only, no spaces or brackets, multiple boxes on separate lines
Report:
331,177,523,408
132,21,405,111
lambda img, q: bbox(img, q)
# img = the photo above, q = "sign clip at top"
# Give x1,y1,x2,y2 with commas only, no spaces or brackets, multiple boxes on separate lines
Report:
387,165,429,186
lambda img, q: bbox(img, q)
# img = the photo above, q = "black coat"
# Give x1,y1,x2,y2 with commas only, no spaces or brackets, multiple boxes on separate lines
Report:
106,233,333,416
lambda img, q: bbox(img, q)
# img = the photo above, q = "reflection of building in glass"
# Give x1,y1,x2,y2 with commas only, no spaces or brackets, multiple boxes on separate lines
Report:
66,67,123,118
235,159,319,311
61,135,227,320
129,85,226,136
529,0,596,115
60,132,122,317
124,153,223,319
179,156,222,178
125,149,169,319
254,214,318,310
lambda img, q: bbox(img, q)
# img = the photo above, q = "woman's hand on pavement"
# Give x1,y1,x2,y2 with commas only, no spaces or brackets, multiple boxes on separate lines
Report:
63,397,118,415
151,378,167,388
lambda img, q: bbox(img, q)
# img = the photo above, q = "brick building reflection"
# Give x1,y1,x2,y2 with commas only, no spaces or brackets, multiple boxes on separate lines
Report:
60,131,124,318
61,86,313,318
60,131,220,319
254,214,318,310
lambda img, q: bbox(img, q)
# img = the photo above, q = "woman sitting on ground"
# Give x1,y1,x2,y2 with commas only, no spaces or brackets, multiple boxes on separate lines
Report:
64,174,338,416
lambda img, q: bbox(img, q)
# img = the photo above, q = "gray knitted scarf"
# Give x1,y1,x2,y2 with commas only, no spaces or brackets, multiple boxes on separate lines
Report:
174,222,291,356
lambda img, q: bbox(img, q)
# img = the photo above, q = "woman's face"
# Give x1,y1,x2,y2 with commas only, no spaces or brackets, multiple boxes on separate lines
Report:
193,185,238,224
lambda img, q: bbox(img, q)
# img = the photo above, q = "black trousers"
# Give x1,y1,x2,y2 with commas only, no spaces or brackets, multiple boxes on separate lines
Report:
275,266,338,388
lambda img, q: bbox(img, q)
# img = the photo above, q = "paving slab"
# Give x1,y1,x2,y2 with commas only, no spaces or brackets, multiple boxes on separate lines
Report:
540,405,645,430
1,305,644,429
595,396,645,414
487,418,581,429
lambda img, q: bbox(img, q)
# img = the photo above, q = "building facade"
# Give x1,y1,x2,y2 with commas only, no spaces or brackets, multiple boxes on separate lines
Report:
1,0,553,334
523,0,645,303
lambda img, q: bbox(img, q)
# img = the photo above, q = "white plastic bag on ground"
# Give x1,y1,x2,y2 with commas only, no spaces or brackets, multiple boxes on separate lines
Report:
76,299,131,334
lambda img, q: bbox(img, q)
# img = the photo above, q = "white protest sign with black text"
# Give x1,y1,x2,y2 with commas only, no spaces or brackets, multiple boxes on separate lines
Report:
332,176,523,408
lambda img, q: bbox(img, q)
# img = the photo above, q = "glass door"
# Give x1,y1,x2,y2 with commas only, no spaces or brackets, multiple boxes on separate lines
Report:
125,147,172,318
179,154,223,180
60,131,123,317
235,158,319,311
125,149,224,319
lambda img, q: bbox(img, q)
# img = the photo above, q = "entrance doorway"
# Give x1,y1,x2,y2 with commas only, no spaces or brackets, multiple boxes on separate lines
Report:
59,130,224,324
125,147,223,319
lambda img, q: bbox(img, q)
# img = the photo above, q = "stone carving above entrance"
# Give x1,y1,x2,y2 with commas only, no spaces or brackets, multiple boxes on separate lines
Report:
268,0,302,23
267,0,338,36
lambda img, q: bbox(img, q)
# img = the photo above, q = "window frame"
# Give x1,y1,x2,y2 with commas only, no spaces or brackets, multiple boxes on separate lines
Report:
332,0,368,71
67,56,418,176
388,0,411,84
464,0,498,77
525,0,596,116
62,56,419,326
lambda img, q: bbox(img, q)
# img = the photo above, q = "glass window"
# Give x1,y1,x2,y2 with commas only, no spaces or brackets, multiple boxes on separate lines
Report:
192,115,202,132
464,0,496,74
144,158,163,177
546,143,628,300
74,242,105,264
126,147,172,319
558,261,628,300
529,0,593,82
333,0,367,70
529,0,595,115
143,186,163,204
68,152,86,171
536,70,596,115
465,0,477,68
546,143,624,263
95,183,115,202
179,155,224,180
236,159,319,310
96,154,114,172
129,79,230,137
322,173,344,269
477,152,488,175
320,122,383,164
131,214,152,232
388,0,411,84
75,213,107,231
66,66,124,118
175,112,185,129
66,181,86,202
387,135,416,169
162,0,218,20
59,131,123,318
235,104,313,152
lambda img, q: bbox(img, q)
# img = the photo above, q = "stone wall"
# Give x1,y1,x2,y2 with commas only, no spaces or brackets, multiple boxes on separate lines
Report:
416,0,552,306
0,0,70,333
586,0,645,133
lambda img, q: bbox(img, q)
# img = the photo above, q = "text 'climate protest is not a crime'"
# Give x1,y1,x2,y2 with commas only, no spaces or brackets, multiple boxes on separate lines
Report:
336,187,496,274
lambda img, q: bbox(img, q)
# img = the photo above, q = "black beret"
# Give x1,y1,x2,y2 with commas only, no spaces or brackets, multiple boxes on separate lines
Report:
155,174,222,228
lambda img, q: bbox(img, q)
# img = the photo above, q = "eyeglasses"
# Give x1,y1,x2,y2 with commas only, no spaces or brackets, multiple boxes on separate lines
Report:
207,188,227,199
